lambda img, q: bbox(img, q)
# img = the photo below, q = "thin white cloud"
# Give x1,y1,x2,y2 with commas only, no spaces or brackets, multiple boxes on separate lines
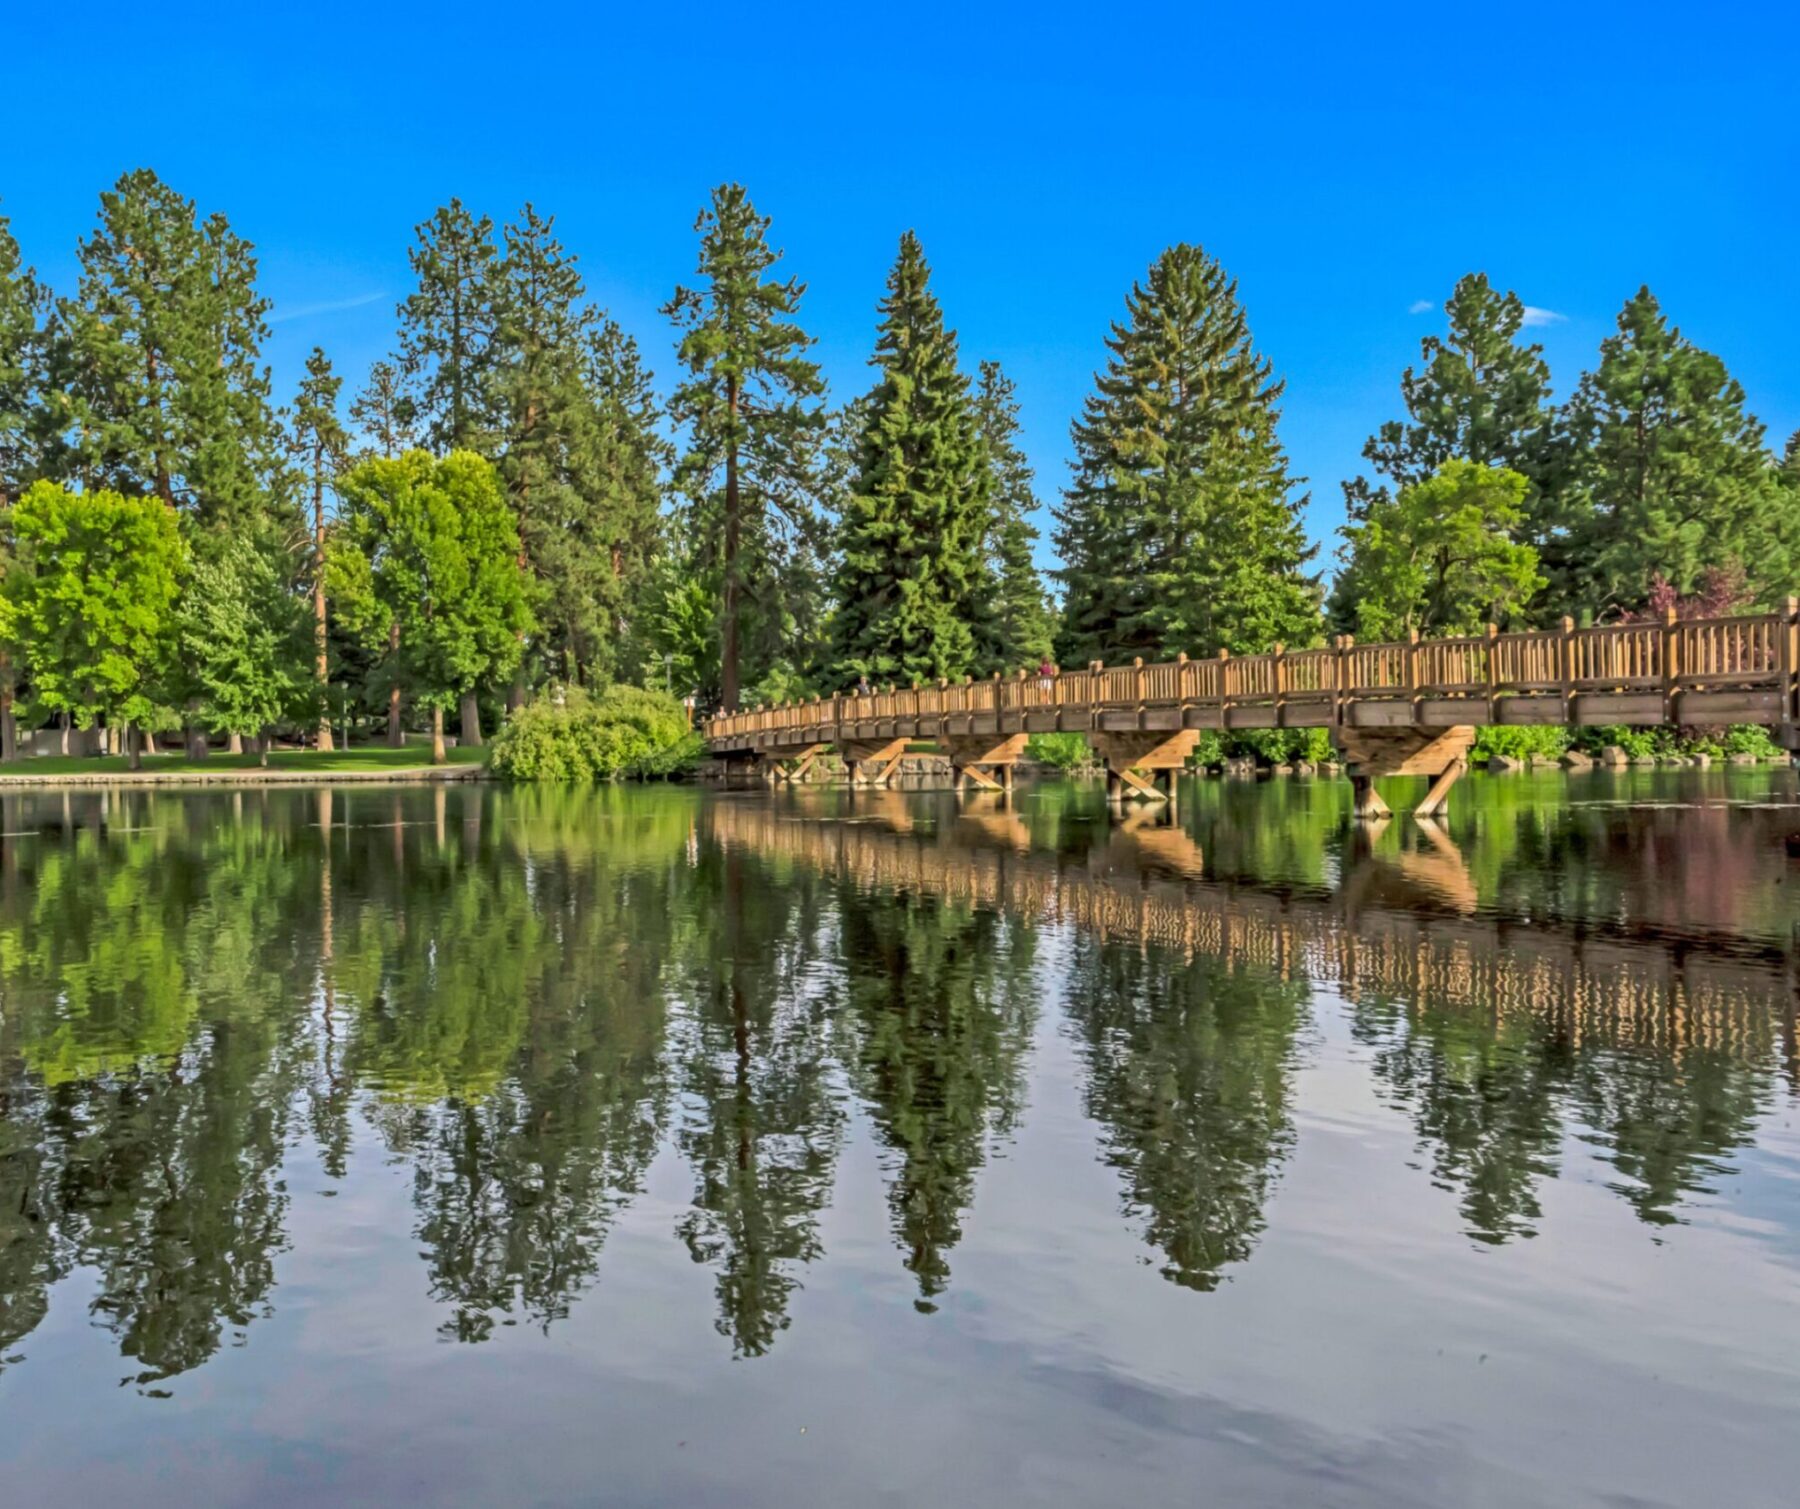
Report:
1407,299,1434,314
1521,305,1567,328
269,291,388,325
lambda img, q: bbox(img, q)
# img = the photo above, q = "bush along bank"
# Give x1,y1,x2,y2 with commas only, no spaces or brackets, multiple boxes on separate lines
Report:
485,687,704,782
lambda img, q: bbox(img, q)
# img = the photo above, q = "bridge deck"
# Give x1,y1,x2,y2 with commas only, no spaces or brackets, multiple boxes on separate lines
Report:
706,606,1800,755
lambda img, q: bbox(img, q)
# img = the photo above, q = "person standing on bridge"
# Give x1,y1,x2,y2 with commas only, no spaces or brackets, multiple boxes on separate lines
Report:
855,673,873,699
1037,657,1057,696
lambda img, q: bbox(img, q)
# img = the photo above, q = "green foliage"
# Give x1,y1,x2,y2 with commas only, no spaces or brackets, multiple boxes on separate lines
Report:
0,481,185,731
1339,275,1556,610
486,684,702,781
1337,461,1544,639
1055,242,1319,665
971,360,1055,672
1554,288,1789,618
0,203,47,502
486,206,668,684
398,199,499,453
178,534,314,740
330,450,535,713
831,232,989,684
1471,725,1569,760
664,184,827,710
46,170,288,537
1026,731,1092,768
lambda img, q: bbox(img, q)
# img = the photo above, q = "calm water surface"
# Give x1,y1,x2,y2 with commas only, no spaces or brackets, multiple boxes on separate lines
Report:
2,771,1798,1507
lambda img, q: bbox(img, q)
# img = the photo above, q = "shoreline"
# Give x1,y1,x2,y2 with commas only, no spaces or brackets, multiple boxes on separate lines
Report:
0,764,488,788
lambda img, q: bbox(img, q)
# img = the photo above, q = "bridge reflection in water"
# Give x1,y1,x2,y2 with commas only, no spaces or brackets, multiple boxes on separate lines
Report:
709,788,1799,1075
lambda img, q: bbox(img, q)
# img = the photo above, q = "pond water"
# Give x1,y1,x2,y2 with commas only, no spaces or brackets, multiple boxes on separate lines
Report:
1,771,1798,1507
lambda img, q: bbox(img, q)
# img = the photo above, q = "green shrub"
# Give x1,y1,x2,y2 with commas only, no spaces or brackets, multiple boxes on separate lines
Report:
1027,732,1094,768
1192,728,1334,767
487,685,703,782
1472,725,1569,760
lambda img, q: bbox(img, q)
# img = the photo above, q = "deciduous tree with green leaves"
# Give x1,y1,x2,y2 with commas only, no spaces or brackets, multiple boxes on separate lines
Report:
1556,288,1791,619
1335,461,1544,641
0,206,47,759
831,232,990,684
0,482,185,766
664,185,826,711
328,451,535,762
1054,243,1319,664
179,534,314,761
287,347,350,748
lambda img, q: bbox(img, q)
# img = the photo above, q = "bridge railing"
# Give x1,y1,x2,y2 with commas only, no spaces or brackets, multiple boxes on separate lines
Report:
703,603,1800,743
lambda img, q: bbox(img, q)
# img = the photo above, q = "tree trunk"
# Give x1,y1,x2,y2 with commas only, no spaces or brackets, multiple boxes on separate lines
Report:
722,377,742,712
228,731,243,755
126,725,142,772
314,471,335,751
0,684,15,765
508,671,526,715
143,728,159,756
430,705,447,765
459,691,482,748
387,621,404,747
259,729,270,769
58,712,70,756
186,724,208,760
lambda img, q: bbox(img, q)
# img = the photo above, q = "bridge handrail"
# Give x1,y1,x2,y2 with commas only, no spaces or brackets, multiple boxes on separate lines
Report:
703,604,1800,741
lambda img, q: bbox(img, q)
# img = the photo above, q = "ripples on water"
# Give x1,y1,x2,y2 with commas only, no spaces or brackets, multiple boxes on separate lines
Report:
1,771,1797,1507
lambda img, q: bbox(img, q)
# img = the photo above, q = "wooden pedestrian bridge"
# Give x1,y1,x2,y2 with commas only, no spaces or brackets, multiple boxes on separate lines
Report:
705,606,1800,814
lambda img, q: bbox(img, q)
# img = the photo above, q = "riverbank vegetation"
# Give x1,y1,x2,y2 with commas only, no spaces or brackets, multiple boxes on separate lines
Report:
2,174,1797,777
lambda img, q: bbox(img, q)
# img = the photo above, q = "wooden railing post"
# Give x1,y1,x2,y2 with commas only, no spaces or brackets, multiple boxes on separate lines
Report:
1218,648,1232,730
1485,623,1499,726
1406,628,1421,725
1175,651,1190,712
1132,656,1146,717
1785,597,1799,729
1338,636,1353,730
1272,643,1287,728
1559,616,1575,725
1661,606,1679,724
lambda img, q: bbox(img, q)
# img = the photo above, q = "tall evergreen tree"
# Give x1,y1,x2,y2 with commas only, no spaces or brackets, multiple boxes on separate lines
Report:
349,359,418,458
0,204,46,505
397,199,498,454
1335,273,1558,623
486,205,666,688
831,232,989,684
46,170,287,537
664,185,826,711
287,347,350,748
1556,288,1790,618
1054,243,1319,665
972,359,1055,671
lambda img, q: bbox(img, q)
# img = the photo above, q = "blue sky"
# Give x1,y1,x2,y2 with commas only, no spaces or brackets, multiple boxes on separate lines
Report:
3,2,1795,578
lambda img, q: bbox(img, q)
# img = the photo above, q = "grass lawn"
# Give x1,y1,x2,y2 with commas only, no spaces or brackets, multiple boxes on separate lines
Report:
5,742,488,777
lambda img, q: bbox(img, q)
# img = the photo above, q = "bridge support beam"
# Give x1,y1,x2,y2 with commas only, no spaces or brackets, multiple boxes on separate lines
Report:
1340,726,1475,821
1092,730,1199,804
844,738,909,787
765,744,828,785
944,733,1027,795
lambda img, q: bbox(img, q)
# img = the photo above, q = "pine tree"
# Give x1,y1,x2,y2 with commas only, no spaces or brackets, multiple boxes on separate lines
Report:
1055,243,1319,665
287,347,350,749
47,170,287,537
664,185,826,711
1336,273,1557,623
397,200,498,454
972,360,1054,671
1557,288,1789,618
830,233,989,684
349,360,418,458
485,205,667,690
0,204,46,505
